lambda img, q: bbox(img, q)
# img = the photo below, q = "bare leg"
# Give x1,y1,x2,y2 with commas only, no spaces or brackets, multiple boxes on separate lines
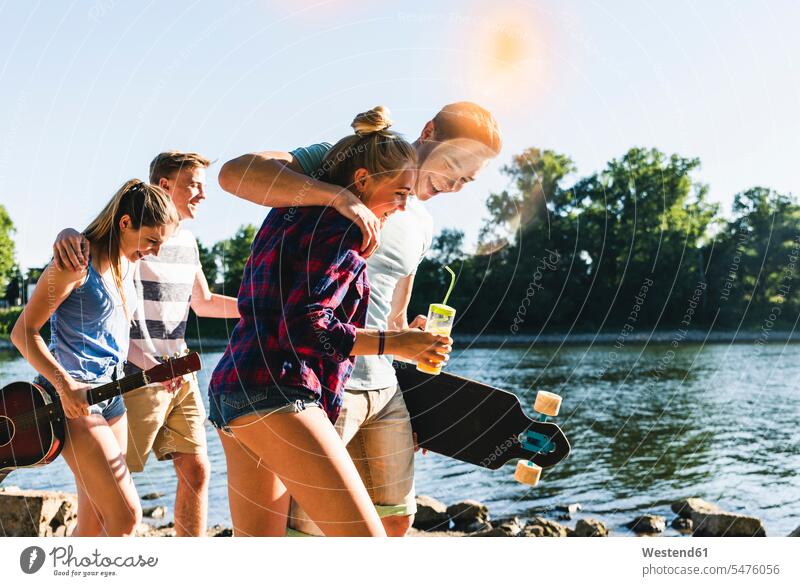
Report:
172,452,210,537
229,408,385,537
107,413,128,457
218,431,290,536
61,413,141,536
74,484,104,536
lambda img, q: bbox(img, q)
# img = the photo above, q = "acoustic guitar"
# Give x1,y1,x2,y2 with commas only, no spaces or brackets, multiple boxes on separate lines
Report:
0,352,202,485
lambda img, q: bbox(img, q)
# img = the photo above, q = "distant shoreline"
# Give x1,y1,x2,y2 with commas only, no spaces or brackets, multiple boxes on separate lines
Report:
184,329,800,350
4,329,800,353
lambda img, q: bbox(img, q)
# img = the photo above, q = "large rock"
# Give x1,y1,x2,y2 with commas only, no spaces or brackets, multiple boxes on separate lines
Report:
446,500,490,533
0,488,77,536
413,495,450,531
626,515,666,534
671,498,720,519
691,511,766,537
671,517,693,533
471,517,523,537
788,526,800,537
572,518,608,537
521,517,568,537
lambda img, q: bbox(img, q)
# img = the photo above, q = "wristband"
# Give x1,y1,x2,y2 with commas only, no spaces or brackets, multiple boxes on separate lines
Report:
378,330,386,355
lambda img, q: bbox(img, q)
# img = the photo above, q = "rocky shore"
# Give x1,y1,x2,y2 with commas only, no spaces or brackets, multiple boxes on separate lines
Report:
409,495,785,537
1,487,796,538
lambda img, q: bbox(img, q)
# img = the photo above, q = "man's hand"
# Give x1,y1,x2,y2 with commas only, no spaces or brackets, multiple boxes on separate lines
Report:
161,376,183,394
53,229,89,272
142,354,183,393
333,191,381,258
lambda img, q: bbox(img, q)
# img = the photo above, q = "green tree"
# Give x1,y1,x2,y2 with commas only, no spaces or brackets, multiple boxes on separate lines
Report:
411,229,466,318
4,264,24,305
705,187,800,327
197,238,219,292
479,148,577,250
415,147,718,333
0,205,16,291
573,148,717,328
213,224,257,297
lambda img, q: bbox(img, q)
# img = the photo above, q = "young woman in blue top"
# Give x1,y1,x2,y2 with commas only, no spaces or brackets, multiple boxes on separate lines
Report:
12,180,179,536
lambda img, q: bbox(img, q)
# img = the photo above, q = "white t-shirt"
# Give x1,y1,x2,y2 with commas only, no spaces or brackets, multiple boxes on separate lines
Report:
346,196,434,390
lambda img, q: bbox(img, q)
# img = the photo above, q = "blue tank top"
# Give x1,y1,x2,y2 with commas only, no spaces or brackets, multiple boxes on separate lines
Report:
48,258,136,384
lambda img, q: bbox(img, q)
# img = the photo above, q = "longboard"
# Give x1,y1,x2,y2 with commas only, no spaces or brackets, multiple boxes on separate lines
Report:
394,361,570,485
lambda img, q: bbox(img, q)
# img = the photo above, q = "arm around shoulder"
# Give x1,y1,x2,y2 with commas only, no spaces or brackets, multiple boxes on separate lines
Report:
218,150,339,209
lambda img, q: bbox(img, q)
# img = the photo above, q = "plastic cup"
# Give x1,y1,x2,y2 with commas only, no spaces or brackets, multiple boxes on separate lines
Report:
416,303,455,375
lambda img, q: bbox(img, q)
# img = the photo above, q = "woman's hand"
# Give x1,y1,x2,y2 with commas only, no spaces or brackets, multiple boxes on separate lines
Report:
389,329,452,369
333,191,381,258
58,379,91,419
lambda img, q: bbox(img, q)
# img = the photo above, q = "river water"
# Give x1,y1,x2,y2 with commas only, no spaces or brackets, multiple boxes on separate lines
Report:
1,341,798,536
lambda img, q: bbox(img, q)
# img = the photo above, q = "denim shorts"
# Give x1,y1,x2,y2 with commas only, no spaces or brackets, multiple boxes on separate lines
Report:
208,385,320,436
35,376,127,422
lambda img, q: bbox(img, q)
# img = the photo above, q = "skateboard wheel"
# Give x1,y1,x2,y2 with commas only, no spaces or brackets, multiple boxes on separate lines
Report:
514,460,542,486
534,391,561,417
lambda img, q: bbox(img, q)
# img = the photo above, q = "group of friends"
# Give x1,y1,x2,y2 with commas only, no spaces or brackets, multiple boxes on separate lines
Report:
10,102,502,537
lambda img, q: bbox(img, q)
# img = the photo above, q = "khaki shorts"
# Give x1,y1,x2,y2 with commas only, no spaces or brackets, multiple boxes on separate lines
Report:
123,373,208,473
288,384,416,535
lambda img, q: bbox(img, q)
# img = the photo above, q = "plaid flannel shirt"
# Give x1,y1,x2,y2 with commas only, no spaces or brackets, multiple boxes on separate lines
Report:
209,206,369,422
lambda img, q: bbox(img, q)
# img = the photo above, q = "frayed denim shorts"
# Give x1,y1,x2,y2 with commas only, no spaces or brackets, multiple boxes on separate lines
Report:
208,384,320,436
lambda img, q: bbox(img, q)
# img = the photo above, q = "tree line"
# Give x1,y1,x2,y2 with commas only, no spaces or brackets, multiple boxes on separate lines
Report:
4,145,799,334
412,147,800,333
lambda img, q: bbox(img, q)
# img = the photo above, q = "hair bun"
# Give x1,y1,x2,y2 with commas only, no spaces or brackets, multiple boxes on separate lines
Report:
351,106,393,136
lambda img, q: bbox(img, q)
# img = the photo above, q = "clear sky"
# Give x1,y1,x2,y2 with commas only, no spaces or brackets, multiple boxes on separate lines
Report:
1,0,798,270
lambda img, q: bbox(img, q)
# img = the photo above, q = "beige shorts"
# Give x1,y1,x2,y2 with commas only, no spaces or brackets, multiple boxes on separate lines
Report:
123,373,208,473
288,384,416,535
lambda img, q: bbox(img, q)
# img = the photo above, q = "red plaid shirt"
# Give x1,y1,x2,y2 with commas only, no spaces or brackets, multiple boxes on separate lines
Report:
209,206,369,422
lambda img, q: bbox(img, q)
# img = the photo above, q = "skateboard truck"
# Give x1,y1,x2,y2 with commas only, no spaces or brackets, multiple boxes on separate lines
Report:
514,391,570,487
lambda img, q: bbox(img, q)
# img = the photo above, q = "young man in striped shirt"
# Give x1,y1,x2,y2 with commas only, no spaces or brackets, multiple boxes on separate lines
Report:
53,151,239,536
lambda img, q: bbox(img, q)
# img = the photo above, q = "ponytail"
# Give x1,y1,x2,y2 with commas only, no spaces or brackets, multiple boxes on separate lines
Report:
83,179,179,317
321,106,417,191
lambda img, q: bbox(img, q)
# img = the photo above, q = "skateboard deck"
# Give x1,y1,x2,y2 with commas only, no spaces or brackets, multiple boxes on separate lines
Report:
394,361,570,471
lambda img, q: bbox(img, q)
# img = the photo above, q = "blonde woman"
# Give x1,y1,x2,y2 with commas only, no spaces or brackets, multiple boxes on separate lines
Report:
209,107,452,537
11,180,180,536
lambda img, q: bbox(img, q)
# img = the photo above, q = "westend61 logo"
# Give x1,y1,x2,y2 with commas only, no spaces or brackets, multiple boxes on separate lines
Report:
19,545,158,578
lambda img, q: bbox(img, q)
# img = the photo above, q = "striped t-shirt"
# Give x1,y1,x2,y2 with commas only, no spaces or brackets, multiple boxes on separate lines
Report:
129,225,200,360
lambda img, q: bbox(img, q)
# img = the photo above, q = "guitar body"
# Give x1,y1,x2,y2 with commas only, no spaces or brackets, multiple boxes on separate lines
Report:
0,382,65,484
